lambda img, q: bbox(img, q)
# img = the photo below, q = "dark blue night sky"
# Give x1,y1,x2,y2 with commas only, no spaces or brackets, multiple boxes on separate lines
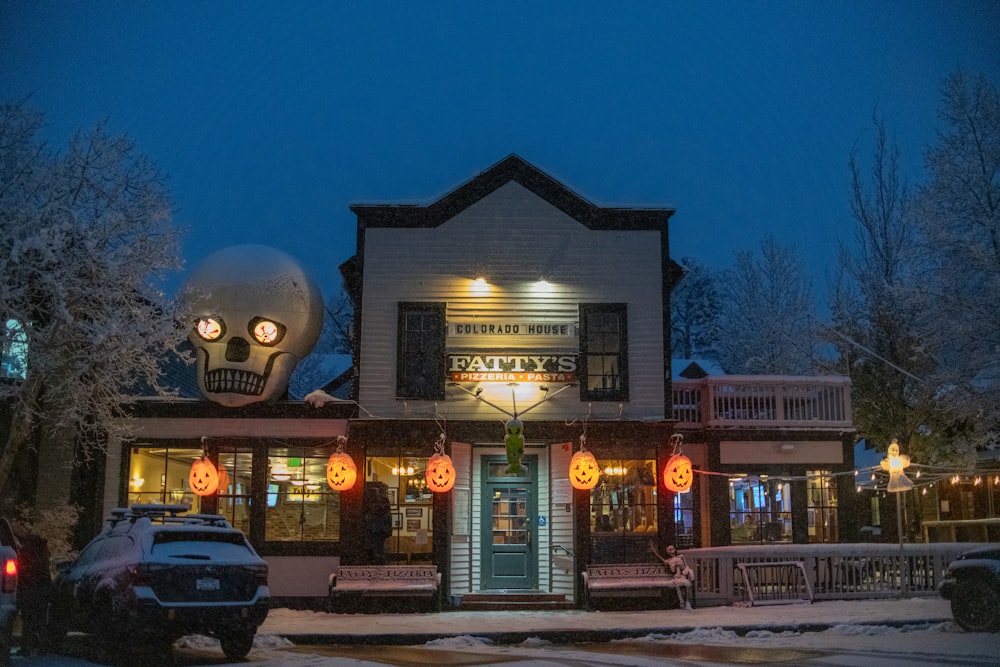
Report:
3,2,998,299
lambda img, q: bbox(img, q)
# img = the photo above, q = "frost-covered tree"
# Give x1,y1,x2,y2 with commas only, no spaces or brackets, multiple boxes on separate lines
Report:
829,112,963,464
716,236,816,375
289,289,354,397
0,102,187,498
911,71,1000,453
670,257,721,361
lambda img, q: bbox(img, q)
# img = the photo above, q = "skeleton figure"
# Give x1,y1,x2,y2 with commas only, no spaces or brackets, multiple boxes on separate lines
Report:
652,542,695,610
184,245,323,407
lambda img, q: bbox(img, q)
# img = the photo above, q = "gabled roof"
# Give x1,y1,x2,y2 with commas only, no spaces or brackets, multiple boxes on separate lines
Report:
672,359,725,380
349,154,674,231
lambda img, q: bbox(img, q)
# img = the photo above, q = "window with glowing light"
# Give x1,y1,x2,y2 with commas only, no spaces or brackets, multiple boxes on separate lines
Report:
366,455,433,562
128,445,206,510
216,447,253,533
396,302,446,400
589,456,657,562
806,470,838,543
265,446,341,542
589,458,657,533
729,476,792,544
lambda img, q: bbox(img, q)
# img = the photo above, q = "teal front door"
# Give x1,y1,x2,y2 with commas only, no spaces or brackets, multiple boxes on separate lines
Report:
481,455,537,590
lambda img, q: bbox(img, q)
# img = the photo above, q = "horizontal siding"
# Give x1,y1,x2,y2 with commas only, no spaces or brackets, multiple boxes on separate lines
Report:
548,442,576,598
358,182,665,421
449,442,473,595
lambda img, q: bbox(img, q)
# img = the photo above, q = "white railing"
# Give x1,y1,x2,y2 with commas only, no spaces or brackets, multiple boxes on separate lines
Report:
682,543,972,607
672,375,852,429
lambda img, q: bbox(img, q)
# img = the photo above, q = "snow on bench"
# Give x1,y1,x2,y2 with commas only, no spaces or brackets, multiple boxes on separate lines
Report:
328,565,441,598
582,563,693,608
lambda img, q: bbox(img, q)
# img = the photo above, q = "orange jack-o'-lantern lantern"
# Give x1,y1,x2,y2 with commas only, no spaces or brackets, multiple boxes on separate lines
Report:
569,450,600,490
425,452,456,493
326,451,357,491
189,456,220,496
663,453,693,493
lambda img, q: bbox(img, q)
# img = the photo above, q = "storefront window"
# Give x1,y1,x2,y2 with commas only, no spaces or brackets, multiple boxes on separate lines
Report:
807,470,839,543
216,447,253,534
590,458,657,533
674,492,694,548
589,457,656,563
128,446,204,509
265,446,341,542
729,476,791,543
367,455,433,563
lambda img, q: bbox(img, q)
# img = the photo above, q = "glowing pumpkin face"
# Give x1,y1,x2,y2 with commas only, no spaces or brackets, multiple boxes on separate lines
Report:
569,450,600,490
189,456,220,496
326,451,357,491
425,452,456,493
663,453,693,493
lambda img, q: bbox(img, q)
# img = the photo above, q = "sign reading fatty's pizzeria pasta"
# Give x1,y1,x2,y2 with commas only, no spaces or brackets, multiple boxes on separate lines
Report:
448,354,578,383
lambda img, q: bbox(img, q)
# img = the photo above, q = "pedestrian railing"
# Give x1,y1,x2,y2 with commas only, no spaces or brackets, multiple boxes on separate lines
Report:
682,543,977,607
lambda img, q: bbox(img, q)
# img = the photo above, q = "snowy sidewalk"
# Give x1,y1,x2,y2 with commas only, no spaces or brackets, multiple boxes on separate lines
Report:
258,597,954,645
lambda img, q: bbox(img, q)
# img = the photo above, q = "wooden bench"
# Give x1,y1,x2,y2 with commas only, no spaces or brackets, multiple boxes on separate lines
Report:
328,565,441,612
582,563,693,609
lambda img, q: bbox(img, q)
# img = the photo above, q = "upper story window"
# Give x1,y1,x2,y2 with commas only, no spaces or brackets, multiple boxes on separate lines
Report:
579,304,628,401
396,302,446,400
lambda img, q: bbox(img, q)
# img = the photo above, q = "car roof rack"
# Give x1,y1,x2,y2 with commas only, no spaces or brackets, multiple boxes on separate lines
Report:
106,505,232,528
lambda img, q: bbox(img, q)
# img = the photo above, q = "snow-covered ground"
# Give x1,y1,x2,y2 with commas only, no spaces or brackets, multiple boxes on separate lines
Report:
11,598,1000,666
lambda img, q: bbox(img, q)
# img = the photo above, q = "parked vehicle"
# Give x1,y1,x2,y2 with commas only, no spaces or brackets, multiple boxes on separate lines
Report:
48,504,269,660
939,544,1000,632
0,518,18,667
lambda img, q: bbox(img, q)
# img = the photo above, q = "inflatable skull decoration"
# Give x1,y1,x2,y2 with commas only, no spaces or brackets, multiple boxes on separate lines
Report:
184,245,323,407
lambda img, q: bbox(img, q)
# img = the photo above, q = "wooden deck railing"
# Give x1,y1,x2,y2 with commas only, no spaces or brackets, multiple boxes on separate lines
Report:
682,543,969,607
672,375,852,429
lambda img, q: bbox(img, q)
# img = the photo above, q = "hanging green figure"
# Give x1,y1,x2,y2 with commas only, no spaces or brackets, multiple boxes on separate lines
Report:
504,418,524,474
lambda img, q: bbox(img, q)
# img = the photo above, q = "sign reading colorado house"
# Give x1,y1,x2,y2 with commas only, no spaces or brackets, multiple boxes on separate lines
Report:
449,354,578,383
450,321,577,338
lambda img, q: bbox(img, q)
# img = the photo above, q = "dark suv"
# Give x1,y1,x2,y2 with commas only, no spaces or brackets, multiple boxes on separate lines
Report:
939,545,1000,633
49,505,269,660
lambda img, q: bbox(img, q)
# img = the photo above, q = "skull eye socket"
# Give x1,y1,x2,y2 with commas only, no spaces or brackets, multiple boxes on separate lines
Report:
249,317,286,346
195,317,226,341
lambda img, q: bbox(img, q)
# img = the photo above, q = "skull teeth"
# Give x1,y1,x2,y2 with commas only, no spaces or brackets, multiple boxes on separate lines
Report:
204,368,267,396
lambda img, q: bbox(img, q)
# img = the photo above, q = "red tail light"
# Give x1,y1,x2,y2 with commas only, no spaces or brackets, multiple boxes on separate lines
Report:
250,564,268,586
2,558,16,593
129,562,169,586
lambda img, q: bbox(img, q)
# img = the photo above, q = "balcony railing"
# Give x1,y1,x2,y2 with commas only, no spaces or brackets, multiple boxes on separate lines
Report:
672,375,852,429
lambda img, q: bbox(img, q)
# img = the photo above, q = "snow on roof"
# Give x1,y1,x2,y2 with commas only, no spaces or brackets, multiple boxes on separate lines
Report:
672,359,725,380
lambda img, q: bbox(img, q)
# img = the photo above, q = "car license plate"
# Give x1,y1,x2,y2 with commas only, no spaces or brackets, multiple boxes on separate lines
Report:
196,577,220,591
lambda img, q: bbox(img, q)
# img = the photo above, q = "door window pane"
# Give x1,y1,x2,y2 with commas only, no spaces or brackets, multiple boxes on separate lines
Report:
807,470,838,543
